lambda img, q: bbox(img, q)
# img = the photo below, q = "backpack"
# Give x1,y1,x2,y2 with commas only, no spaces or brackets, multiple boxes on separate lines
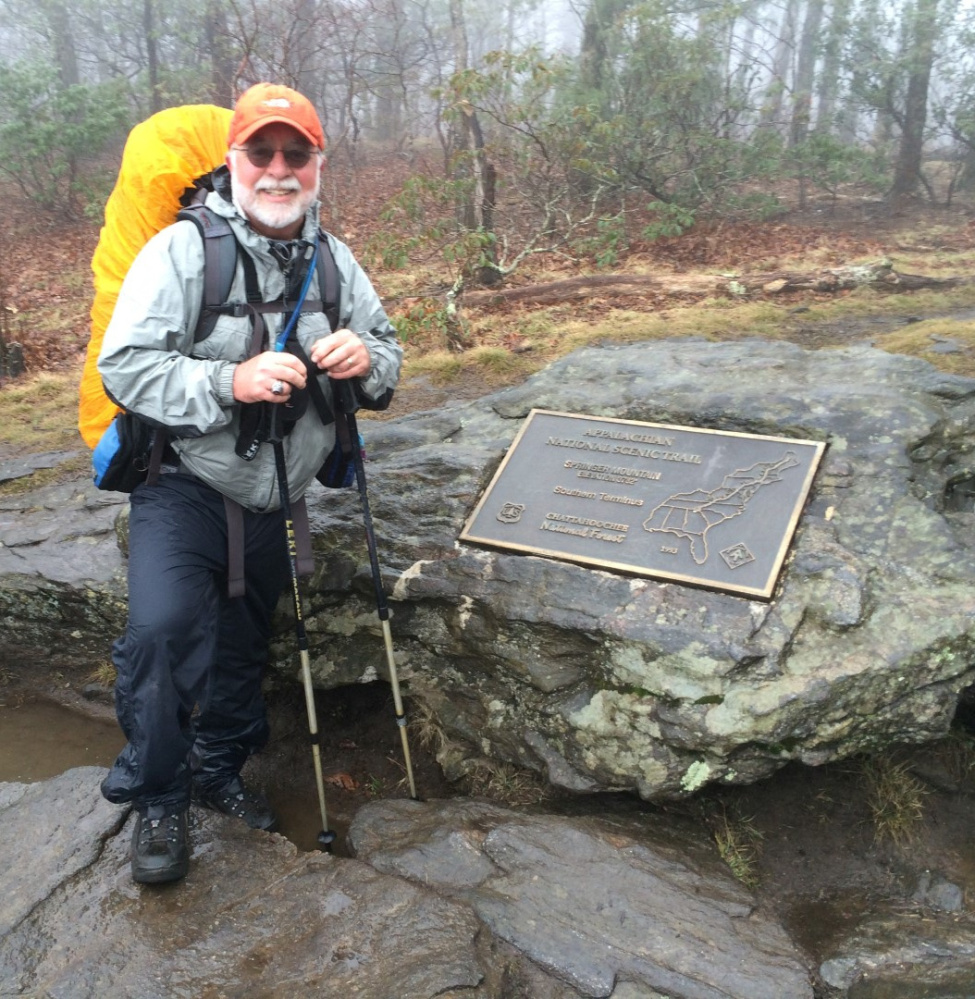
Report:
84,105,359,493
80,104,233,450
89,203,355,492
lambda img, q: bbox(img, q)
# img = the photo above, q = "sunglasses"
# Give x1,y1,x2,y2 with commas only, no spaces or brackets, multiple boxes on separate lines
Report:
232,144,319,169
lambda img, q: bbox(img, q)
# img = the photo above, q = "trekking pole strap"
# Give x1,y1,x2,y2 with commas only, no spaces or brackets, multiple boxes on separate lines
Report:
145,427,169,487
288,339,337,429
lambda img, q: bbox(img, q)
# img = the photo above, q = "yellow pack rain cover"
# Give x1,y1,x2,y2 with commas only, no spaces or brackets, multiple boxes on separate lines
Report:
79,104,233,448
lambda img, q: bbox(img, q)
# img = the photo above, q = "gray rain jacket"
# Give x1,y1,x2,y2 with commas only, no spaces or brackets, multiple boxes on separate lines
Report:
98,184,402,513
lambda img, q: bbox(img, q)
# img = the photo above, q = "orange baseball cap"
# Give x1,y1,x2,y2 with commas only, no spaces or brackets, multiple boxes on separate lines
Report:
229,83,325,150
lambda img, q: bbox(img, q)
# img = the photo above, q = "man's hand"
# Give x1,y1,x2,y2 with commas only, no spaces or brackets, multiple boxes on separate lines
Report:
232,350,308,403
309,330,371,379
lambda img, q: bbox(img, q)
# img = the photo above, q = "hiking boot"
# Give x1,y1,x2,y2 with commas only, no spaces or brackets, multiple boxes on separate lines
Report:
193,776,278,832
131,804,189,884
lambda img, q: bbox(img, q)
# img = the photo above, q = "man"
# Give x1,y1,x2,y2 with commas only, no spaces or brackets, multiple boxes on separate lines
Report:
98,83,402,884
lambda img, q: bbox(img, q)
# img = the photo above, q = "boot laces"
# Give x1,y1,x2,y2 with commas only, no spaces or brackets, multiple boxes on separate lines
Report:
227,790,250,817
139,811,183,848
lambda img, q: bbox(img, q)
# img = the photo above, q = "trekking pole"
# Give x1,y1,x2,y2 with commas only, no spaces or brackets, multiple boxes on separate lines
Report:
273,438,337,852
259,240,334,850
333,378,418,800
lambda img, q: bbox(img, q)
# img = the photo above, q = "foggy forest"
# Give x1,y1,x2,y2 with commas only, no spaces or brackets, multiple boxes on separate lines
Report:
0,0,972,298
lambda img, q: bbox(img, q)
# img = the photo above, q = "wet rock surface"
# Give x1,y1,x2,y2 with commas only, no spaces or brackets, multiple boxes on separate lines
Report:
4,765,974,998
0,472,127,665
1,768,484,999
3,767,813,998
349,798,814,999
817,909,975,999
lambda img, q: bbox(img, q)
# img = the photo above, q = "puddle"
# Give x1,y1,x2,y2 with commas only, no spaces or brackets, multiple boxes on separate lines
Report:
782,892,875,960
264,790,351,855
0,698,125,783
0,697,345,853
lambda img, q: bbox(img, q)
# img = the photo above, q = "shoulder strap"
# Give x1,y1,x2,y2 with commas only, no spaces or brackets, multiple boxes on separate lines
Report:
284,231,339,332
315,231,340,333
281,234,341,427
176,202,241,342
178,211,340,347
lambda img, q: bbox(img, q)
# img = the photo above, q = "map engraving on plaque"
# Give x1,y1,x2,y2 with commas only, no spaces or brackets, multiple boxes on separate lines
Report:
459,410,826,599
642,450,800,565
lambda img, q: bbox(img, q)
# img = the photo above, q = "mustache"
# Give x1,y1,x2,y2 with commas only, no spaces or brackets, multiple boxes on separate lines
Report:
254,177,301,193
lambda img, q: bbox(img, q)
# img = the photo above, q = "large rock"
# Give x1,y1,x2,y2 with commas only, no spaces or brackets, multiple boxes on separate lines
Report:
818,908,975,998
296,341,975,798
0,473,127,664
349,798,815,999
0,768,816,999
2,341,974,800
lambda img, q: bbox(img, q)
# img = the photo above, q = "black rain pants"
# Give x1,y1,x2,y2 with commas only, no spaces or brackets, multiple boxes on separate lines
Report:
100,472,290,811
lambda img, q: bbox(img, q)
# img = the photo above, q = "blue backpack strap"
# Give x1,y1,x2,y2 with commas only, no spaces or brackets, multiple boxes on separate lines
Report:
288,229,339,333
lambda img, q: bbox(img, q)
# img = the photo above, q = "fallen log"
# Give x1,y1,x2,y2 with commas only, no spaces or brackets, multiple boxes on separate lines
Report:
721,258,963,296
432,258,963,312
462,273,662,308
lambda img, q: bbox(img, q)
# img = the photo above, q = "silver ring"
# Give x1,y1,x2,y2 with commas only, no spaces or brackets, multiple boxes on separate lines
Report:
346,357,354,368
271,379,284,395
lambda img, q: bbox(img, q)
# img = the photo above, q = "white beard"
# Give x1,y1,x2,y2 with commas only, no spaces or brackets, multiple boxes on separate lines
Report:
230,159,320,234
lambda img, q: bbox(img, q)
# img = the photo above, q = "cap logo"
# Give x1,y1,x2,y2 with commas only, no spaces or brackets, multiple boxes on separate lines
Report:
230,83,325,150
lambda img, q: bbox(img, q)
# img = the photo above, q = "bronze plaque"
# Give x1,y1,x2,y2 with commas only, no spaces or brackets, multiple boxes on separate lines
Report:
459,410,826,599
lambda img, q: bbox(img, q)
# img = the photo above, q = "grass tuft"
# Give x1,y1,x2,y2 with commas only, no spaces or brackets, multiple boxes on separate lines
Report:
929,730,975,786
860,754,929,848
705,803,764,888
412,699,448,756
463,758,550,807
0,371,84,451
86,661,117,687
874,318,975,378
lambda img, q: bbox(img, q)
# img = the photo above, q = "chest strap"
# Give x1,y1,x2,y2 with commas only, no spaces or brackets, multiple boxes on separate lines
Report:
218,242,328,600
